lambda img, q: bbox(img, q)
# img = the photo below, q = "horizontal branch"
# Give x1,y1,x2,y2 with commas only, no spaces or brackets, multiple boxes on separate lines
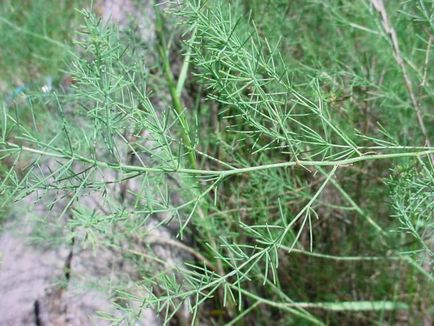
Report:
3,141,434,177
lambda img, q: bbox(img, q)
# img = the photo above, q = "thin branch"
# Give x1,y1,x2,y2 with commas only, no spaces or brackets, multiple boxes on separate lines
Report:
155,6,197,169
4,141,434,176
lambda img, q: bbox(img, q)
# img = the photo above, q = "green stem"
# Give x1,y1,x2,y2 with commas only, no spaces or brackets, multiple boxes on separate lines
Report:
154,10,233,319
5,142,434,177
155,7,196,169
283,247,401,261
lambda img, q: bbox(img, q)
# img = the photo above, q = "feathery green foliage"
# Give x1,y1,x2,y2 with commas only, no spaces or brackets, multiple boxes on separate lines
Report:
1,0,433,324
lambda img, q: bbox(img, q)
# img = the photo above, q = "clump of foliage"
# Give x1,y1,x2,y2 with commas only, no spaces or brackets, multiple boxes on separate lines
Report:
1,0,433,325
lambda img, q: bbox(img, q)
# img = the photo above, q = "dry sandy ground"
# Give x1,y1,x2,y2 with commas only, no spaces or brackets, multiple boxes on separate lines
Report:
0,1,173,325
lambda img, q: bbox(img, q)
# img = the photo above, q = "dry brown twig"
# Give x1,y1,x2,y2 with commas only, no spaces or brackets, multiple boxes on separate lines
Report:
371,0,432,153
371,3,433,325
421,34,432,88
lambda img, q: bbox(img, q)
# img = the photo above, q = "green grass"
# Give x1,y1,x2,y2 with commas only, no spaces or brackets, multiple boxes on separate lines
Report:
1,0,433,325
0,0,83,87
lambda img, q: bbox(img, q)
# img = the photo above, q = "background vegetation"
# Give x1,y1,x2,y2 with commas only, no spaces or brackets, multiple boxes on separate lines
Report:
0,0,433,325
